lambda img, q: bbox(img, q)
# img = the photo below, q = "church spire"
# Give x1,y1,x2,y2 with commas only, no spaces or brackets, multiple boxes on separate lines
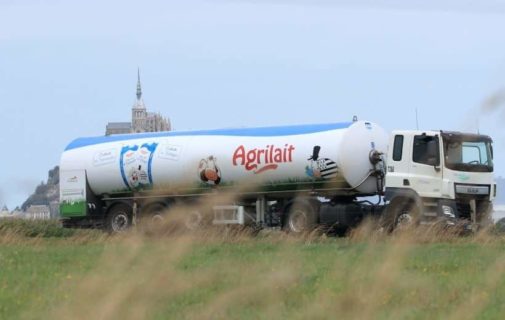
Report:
136,68,142,100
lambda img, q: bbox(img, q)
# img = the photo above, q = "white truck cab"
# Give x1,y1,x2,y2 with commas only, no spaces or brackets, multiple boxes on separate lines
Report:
384,130,495,230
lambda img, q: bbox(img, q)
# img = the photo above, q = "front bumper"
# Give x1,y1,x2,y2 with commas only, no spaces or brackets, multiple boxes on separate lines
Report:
434,197,492,231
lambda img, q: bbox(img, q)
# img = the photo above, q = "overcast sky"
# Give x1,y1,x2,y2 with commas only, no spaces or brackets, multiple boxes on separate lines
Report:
1,0,505,208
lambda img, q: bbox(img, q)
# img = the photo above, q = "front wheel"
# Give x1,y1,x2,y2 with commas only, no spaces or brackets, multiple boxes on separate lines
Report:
478,201,493,229
383,198,420,232
106,204,133,233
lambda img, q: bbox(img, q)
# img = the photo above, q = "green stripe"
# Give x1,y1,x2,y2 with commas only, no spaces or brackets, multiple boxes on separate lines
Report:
60,201,87,217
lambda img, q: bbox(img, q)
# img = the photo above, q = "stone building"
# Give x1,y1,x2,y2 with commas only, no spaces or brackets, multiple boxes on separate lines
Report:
106,70,171,135
105,122,132,135
0,205,10,218
11,207,23,217
25,205,51,220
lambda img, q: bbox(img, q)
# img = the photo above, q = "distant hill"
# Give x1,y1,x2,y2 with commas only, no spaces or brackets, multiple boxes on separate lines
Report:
21,166,59,211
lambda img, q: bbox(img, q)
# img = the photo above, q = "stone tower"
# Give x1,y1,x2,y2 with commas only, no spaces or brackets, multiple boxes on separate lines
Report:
132,68,148,133
105,69,171,135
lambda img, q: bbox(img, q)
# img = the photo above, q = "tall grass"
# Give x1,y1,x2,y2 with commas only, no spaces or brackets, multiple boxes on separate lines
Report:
2,214,505,319
0,219,105,245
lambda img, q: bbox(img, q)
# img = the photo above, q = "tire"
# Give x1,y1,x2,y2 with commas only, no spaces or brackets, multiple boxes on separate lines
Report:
105,204,133,233
184,209,205,231
139,203,168,233
283,201,318,234
383,198,419,232
478,201,493,229
495,218,505,234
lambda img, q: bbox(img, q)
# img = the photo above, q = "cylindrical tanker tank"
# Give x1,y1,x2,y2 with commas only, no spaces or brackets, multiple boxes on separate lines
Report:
61,120,388,197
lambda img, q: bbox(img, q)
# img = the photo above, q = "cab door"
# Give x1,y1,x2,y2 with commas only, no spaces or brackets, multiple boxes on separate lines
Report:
409,134,443,198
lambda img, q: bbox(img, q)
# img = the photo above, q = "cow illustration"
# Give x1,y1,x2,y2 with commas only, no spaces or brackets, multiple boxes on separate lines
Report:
306,146,338,179
198,156,221,185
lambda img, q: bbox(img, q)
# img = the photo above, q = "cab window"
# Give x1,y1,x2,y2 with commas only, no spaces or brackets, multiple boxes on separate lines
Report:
413,135,440,166
392,135,404,161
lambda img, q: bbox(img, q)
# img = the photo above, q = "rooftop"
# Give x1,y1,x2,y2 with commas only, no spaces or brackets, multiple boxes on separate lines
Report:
106,122,132,129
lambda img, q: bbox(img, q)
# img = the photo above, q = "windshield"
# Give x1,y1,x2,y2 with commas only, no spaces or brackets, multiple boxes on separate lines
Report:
442,134,493,172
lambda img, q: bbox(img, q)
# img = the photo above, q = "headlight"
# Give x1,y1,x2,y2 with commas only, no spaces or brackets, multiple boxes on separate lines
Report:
442,205,455,218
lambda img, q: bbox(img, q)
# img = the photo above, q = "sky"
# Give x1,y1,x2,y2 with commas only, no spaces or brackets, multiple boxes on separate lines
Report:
1,0,505,209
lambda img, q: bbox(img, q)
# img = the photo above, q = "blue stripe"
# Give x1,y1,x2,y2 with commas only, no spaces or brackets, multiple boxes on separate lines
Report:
119,145,137,189
65,122,353,151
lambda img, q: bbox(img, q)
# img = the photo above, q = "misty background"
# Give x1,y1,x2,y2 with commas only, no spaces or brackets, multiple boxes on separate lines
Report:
1,0,505,208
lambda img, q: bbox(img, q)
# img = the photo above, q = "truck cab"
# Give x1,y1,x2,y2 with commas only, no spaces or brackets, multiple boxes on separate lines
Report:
385,130,495,230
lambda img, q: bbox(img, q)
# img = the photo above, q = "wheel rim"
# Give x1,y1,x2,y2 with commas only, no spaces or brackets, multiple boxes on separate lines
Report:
112,212,129,232
289,209,307,233
396,212,413,229
151,213,165,225
146,213,165,231
185,211,203,230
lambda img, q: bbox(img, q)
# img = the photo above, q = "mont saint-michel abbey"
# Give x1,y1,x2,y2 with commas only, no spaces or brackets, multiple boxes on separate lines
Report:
105,71,171,135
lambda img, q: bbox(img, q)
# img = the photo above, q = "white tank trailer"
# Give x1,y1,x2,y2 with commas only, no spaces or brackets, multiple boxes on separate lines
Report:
60,119,496,234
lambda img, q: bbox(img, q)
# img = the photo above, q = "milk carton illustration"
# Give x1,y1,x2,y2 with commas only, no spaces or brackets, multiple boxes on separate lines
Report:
120,142,158,190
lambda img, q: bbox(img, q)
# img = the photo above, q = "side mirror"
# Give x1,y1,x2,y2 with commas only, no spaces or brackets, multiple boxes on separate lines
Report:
426,138,441,169
426,157,438,166
426,157,441,171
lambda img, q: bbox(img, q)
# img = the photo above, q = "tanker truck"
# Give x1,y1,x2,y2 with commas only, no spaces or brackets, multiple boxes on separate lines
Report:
59,119,496,234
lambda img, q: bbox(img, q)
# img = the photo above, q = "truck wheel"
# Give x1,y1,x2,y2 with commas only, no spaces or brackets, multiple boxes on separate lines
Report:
184,210,204,231
140,203,167,233
384,198,419,232
284,202,317,234
495,218,505,234
478,201,493,229
106,204,132,233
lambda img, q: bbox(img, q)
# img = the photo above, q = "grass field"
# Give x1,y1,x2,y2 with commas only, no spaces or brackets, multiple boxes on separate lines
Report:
1,220,505,319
